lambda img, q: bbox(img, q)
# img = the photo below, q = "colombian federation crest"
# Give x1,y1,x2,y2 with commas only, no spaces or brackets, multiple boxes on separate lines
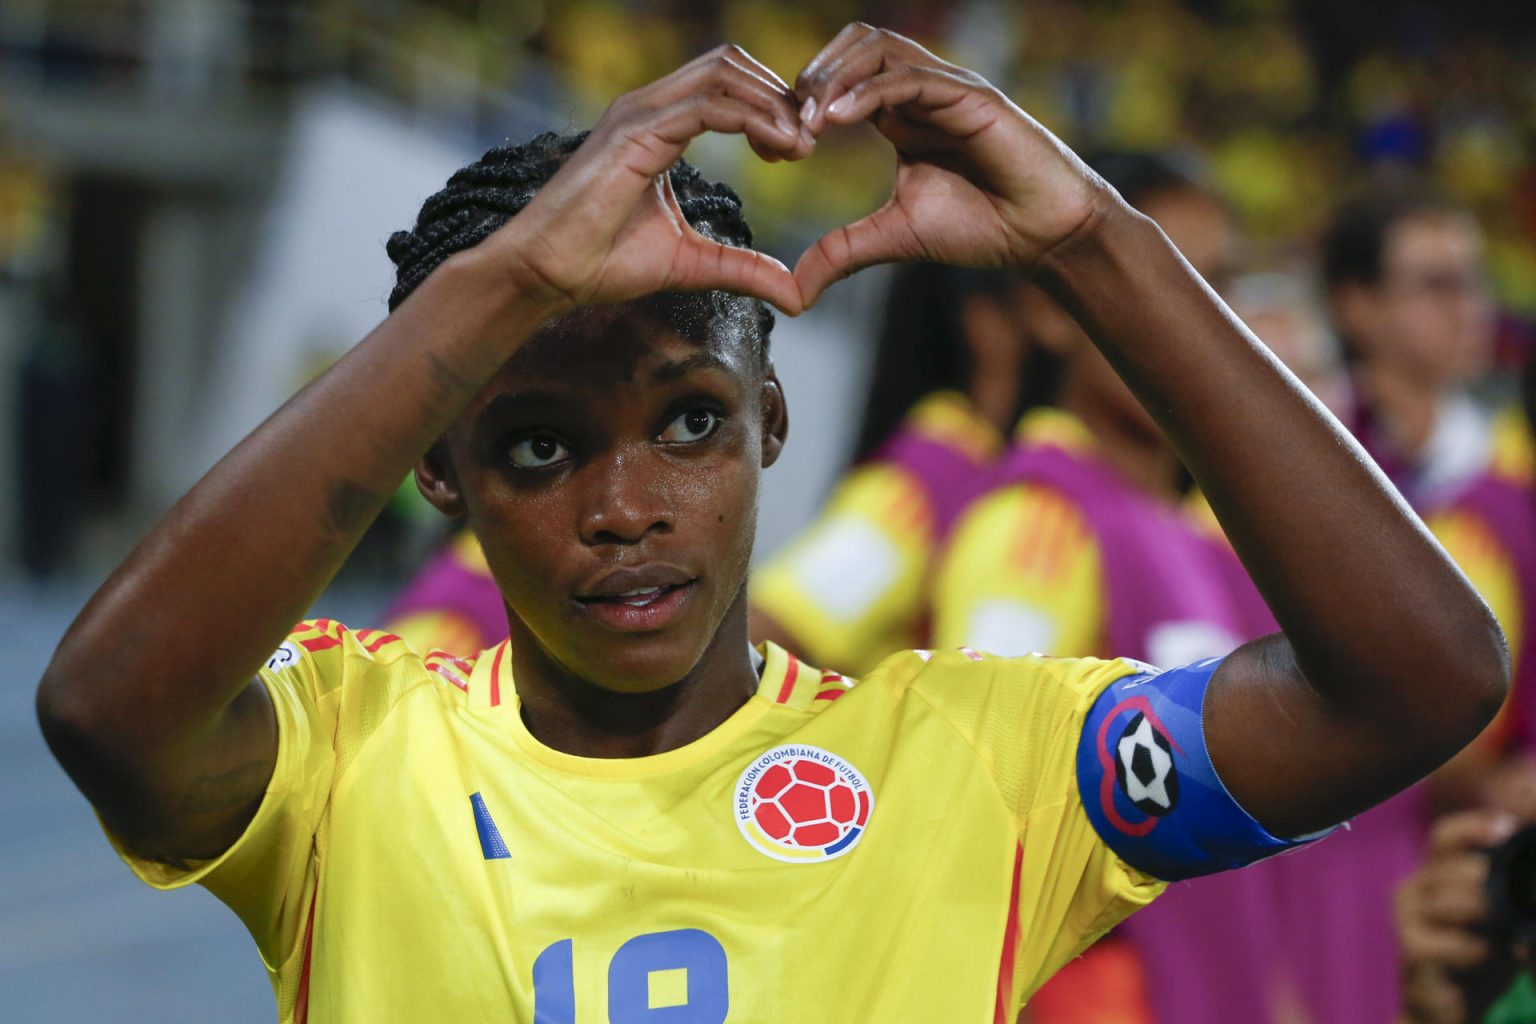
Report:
734,745,873,863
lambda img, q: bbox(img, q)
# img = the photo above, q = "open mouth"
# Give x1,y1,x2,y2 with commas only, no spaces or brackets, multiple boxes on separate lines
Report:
578,583,690,608
574,579,699,631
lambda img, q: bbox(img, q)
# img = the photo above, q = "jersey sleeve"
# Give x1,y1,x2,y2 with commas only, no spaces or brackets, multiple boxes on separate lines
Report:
902,650,1164,998
751,461,936,674
105,619,421,974
929,483,1104,657
1075,657,1334,882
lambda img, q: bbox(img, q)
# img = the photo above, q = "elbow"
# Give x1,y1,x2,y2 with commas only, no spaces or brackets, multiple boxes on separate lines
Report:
35,645,137,791
1430,609,1511,757
36,659,105,776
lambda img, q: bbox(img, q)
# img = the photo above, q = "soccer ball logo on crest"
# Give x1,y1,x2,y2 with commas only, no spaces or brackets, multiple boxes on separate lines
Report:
1115,711,1179,816
734,745,873,862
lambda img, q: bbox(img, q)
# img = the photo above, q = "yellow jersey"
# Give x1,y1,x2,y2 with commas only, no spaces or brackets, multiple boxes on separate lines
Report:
108,620,1170,1022
109,618,1318,1022
930,410,1108,657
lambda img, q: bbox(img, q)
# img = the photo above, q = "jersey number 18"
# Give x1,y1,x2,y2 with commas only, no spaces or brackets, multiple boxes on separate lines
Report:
533,929,728,1022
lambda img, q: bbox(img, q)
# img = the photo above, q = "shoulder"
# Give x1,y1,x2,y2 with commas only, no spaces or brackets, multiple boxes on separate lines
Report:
262,618,467,713
861,647,1139,722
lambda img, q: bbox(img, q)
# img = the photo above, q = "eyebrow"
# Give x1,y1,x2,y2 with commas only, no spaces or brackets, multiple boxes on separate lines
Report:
471,391,566,439
648,352,733,383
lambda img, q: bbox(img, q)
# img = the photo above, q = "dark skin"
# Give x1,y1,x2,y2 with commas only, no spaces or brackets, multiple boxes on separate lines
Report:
420,302,788,757
39,27,1505,869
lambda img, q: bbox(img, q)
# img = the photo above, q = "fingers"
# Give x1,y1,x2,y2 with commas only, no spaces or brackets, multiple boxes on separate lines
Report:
818,65,998,140
639,167,799,314
1428,808,1518,856
638,93,805,167
627,44,812,162
793,201,926,308
795,24,954,133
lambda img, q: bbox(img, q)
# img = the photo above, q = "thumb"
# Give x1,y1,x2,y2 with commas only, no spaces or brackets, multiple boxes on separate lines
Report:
793,202,926,307
673,236,804,316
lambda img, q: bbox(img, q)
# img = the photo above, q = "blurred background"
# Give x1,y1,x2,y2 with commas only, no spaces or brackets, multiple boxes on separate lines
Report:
3,0,1536,1020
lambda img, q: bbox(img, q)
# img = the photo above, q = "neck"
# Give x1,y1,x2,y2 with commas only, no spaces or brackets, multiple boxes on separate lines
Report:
508,589,760,759
968,352,1026,437
1058,379,1182,500
1357,361,1441,462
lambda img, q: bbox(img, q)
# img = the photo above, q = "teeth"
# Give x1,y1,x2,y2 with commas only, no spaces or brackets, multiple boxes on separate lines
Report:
616,586,662,597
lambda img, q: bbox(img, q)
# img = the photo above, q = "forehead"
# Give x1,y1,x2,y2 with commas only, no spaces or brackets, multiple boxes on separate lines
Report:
497,300,755,393
1140,188,1234,277
456,298,758,424
1384,212,1483,270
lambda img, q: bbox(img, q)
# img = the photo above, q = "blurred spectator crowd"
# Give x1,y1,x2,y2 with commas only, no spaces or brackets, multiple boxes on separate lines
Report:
2,1,1535,300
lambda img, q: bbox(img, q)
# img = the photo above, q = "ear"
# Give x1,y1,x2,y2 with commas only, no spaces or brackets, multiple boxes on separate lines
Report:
760,367,789,469
415,440,467,518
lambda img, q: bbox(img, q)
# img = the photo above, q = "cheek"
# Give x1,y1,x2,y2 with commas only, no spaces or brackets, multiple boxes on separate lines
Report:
465,481,571,593
696,460,760,566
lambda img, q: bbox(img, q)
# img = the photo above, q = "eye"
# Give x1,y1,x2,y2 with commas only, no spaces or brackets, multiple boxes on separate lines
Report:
659,407,720,443
507,434,569,469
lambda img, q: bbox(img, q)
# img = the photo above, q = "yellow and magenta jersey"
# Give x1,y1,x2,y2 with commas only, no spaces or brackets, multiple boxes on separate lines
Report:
107,621,1315,1022
750,392,1002,675
930,409,1107,658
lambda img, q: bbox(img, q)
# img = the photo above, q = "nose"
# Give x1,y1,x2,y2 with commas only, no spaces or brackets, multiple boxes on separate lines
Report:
577,446,674,546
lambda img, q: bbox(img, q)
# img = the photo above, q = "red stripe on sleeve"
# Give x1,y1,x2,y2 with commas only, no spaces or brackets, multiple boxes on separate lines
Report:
813,688,845,702
294,890,318,1024
489,640,509,707
362,631,400,654
994,842,1024,1024
775,656,801,705
299,635,342,653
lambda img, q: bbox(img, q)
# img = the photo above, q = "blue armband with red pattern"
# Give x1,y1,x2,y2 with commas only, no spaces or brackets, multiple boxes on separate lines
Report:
1076,657,1335,882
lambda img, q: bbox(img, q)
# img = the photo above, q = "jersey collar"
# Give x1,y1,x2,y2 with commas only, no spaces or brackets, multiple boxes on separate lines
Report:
461,640,821,778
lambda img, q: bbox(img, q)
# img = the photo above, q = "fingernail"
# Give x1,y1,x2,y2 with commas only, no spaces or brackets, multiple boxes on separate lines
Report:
776,115,796,137
827,93,854,118
800,96,817,125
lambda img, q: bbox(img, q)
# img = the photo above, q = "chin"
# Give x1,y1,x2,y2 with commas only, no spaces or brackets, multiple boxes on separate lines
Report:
562,633,711,694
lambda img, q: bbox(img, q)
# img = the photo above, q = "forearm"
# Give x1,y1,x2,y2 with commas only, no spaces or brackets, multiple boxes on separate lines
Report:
42,249,551,742
1037,205,1505,743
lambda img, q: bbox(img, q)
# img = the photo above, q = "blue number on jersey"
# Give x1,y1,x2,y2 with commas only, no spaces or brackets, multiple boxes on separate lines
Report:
534,929,728,1023
1076,656,1335,881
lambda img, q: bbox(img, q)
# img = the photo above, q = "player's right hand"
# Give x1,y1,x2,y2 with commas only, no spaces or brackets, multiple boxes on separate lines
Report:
483,46,810,318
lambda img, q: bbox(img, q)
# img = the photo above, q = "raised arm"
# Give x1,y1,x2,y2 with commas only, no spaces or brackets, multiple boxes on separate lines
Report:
36,46,810,864
793,24,1508,837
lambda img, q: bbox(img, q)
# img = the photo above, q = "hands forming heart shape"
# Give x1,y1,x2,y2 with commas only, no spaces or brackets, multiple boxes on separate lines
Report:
495,23,1112,318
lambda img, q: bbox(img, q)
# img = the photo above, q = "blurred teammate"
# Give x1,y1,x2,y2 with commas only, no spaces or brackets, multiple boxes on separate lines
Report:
750,262,1028,674
36,26,1506,1022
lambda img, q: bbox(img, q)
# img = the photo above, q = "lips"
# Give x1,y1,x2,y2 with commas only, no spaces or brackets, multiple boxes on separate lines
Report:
574,567,699,632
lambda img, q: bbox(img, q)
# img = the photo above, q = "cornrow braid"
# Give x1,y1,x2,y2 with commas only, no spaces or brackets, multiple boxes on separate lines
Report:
386,130,774,359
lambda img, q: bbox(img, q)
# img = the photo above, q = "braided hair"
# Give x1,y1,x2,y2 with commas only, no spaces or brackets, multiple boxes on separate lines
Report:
386,131,774,360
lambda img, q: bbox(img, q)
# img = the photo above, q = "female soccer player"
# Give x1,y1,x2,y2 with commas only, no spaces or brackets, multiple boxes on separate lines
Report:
38,25,1506,1022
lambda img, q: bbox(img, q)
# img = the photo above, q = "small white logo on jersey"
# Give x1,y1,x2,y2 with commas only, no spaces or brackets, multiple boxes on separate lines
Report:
265,642,301,672
734,745,873,863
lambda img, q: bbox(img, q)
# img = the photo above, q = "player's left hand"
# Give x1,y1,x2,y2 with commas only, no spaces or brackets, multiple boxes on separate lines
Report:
791,24,1110,305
